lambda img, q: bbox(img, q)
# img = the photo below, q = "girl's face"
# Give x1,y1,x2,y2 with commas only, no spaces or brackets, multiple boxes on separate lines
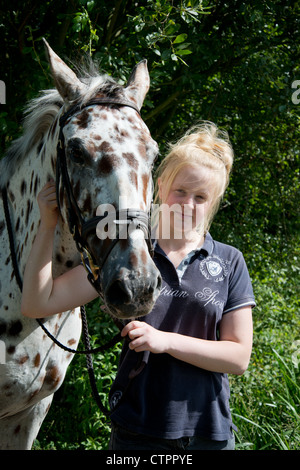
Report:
158,165,217,239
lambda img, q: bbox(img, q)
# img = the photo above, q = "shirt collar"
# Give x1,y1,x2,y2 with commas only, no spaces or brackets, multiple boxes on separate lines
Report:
153,232,214,258
201,232,214,256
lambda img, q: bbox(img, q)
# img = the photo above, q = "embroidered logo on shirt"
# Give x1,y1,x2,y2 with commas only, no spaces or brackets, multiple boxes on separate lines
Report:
159,286,189,298
110,390,123,410
200,255,231,282
207,260,222,277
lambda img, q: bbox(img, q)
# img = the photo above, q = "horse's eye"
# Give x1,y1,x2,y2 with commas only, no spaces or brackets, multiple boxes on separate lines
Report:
69,149,84,165
68,141,85,165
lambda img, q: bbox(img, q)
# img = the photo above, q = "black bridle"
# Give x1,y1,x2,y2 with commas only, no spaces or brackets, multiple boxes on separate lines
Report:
56,97,154,297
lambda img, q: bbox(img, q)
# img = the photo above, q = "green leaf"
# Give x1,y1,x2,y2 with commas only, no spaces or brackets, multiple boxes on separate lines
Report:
176,49,192,56
173,33,188,44
175,42,191,50
161,49,171,60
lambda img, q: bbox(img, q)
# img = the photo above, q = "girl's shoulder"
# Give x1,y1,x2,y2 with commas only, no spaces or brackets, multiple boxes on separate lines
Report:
203,232,243,260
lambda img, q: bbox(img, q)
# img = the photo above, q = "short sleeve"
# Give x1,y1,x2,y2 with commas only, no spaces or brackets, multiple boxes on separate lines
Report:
223,251,256,314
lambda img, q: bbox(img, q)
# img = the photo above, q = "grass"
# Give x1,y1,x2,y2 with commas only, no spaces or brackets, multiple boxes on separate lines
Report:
231,349,300,450
230,256,300,450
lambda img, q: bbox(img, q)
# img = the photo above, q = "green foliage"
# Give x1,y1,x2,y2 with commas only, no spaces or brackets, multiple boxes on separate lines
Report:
1,0,299,450
231,348,300,450
229,241,300,449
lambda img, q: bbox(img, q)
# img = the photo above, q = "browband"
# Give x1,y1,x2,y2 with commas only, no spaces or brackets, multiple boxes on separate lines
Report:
59,97,141,127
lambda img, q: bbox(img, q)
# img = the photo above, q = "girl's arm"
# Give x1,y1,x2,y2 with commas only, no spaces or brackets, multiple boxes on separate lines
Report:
121,307,253,375
21,181,98,318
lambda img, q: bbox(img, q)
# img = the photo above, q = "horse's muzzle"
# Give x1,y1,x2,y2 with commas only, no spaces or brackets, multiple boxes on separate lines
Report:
104,264,162,319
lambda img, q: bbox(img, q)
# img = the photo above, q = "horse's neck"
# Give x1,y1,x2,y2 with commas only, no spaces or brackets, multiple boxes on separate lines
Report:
52,218,81,278
7,139,80,278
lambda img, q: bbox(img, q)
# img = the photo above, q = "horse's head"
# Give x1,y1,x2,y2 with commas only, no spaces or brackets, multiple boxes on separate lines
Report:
45,40,161,319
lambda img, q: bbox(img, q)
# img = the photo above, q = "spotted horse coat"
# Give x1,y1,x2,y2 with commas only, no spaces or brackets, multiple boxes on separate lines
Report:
0,40,161,450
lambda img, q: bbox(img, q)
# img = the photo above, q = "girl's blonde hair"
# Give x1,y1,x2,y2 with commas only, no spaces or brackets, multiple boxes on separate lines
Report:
154,121,234,234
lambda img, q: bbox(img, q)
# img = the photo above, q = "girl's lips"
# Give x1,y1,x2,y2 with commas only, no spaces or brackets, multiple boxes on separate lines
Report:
174,212,193,219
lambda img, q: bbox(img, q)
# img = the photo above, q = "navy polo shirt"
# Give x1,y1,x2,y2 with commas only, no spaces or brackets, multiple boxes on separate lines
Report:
109,233,256,441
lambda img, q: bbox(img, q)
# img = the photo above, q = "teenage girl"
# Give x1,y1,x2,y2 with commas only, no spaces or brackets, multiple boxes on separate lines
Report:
22,122,255,450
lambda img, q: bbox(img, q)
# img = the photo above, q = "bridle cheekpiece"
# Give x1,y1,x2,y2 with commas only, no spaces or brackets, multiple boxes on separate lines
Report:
56,98,153,297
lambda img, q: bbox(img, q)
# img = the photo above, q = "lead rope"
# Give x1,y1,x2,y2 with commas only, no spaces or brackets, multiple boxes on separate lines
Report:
1,186,121,416
81,306,112,416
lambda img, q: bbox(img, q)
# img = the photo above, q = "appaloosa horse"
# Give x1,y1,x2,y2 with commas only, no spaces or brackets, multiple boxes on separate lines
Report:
0,40,161,449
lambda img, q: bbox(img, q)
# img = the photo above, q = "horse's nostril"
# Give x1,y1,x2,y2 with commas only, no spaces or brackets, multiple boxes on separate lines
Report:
105,271,162,315
149,273,162,294
106,280,133,306
156,274,162,290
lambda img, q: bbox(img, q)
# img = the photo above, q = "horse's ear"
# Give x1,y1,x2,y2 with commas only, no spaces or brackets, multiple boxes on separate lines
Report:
125,60,150,110
43,38,85,103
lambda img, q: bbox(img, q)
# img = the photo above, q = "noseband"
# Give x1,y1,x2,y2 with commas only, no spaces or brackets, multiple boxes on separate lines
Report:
56,98,153,297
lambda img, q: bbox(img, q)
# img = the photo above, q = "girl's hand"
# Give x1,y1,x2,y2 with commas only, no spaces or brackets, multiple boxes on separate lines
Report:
37,180,59,229
121,321,168,354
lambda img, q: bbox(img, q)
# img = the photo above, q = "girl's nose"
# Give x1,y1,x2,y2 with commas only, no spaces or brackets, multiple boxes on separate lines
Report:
181,196,195,218
183,194,195,207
